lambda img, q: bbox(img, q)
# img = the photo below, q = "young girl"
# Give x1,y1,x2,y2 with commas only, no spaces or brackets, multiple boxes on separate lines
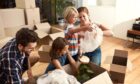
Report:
45,37,77,74
77,7,114,66
63,6,92,63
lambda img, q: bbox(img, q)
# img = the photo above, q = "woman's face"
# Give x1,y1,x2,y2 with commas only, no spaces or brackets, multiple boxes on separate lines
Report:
79,12,90,25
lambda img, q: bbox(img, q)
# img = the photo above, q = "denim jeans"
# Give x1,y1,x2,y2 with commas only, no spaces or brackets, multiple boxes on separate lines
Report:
84,47,101,66
45,55,67,73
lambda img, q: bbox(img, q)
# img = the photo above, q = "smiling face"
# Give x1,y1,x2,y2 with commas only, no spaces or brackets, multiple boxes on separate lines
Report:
18,42,37,56
79,12,90,25
67,12,78,24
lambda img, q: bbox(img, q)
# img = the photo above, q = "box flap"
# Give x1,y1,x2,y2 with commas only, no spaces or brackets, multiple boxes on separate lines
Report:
35,22,51,33
110,64,126,73
35,30,48,39
127,59,133,71
84,71,113,84
51,26,64,33
114,49,128,58
49,32,64,40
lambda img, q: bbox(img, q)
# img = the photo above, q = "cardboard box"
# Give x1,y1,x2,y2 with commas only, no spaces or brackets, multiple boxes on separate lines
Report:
38,45,51,52
4,25,34,37
15,0,36,9
0,37,13,48
110,49,128,84
0,14,5,39
0,8,25,27
63,62,113,84
25,8,40,25
38,51,51,63
35,23,64,46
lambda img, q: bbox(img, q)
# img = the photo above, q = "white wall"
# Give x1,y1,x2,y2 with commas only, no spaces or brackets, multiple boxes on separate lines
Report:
82,0,140,40
88,6,116,29
114,0,140,39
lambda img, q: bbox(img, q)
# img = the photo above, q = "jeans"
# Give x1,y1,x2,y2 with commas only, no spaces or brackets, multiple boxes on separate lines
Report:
84,47,101,66
45,55,67,73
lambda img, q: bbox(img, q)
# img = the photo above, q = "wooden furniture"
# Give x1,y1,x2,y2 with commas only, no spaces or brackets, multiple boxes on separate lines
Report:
127,23,140,43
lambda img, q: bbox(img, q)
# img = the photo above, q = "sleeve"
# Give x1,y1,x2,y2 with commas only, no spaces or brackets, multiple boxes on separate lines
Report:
64,25,73,34
3,53,23,84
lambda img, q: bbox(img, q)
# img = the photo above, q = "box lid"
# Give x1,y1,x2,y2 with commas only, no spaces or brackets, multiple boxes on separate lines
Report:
49,32,64,40
35,23,51,33
84,71,113,84
35,30,48,39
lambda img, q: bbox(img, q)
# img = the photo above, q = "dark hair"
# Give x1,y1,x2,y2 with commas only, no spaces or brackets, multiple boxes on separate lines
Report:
77,7,89,15
50,37,68,59
16,28,39,47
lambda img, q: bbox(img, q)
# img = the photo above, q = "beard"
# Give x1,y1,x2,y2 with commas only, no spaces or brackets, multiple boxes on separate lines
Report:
21,48,30,57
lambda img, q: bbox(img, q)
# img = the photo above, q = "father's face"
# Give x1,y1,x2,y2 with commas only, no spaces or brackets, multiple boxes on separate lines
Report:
21,42,37,56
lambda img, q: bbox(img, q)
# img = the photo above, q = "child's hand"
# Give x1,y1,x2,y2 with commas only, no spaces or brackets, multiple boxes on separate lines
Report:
83,23,93,31
78,49,83,57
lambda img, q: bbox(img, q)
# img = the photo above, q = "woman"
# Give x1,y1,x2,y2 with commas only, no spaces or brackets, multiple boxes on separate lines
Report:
77,7,113,66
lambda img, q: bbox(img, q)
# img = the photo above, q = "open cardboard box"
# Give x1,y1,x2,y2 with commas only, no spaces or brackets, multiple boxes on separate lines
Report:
35,22,64,46
110,49,129,84
63,62,113,84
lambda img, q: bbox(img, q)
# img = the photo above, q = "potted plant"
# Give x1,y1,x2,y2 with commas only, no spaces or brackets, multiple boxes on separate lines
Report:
55,0,75,25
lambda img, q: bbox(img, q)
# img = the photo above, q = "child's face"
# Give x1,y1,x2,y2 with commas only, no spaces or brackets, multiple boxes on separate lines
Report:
68,13,78,24
79,12,90,25
60,45,69,55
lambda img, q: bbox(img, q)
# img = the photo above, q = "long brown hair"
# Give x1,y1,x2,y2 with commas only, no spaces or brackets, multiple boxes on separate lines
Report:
49,37,68,59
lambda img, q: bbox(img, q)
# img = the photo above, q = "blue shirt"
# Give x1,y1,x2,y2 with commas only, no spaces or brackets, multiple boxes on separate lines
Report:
0,38,28,84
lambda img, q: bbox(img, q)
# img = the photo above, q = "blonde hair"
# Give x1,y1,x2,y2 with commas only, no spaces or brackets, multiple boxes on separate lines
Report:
63,6,78,21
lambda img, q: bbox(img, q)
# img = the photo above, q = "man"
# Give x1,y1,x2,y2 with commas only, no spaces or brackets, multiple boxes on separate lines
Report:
0,28,39,84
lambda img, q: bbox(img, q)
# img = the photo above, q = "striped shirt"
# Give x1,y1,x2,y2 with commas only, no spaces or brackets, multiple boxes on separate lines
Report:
0,38,28,84
64,24,78,56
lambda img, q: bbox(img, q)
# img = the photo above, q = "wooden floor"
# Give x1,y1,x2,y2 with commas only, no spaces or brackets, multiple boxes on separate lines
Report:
23,37,140,84
101,37,140,84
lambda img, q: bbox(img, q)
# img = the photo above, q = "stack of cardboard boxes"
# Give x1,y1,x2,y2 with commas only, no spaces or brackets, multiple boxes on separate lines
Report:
15,0,40,25
0,0,37,48
0,0,64,49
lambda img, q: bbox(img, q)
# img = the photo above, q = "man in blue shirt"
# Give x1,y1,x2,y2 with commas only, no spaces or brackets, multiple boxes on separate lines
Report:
0,28,39,84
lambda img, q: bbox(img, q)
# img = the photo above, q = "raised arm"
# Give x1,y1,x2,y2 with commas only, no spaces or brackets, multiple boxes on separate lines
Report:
97,24,114,36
